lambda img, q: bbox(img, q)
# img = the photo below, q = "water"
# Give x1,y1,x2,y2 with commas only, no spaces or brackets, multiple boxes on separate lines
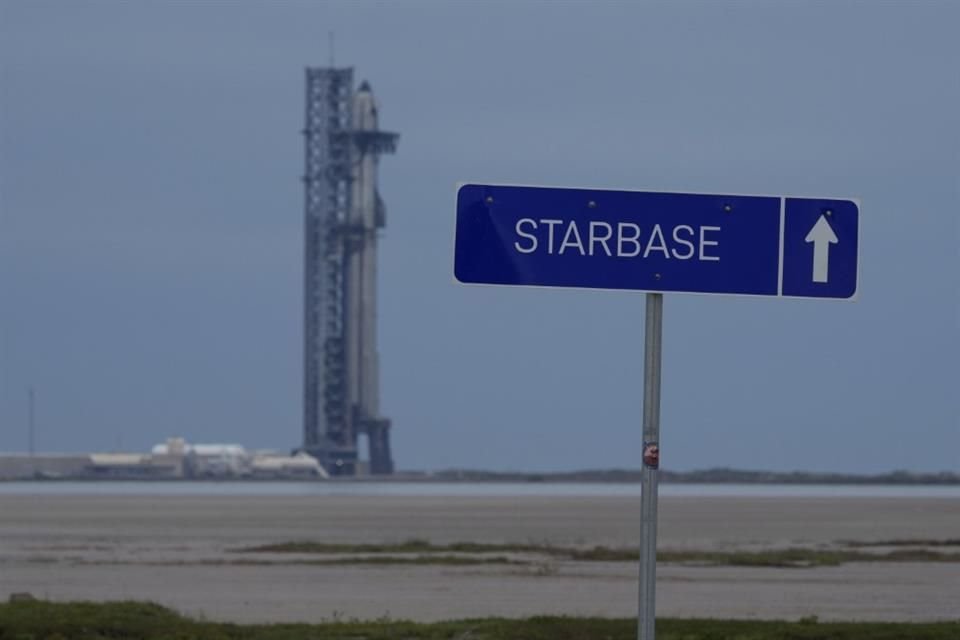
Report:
0,481,957,498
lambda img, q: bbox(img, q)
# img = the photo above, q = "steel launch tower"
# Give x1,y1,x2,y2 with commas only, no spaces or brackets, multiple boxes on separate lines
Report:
301,67,397,475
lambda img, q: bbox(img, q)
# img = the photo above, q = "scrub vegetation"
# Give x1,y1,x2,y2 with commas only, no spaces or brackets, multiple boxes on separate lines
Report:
273,554,524,567
238,539,549,555
839,538,960,547
235,539,960,568
2,601,959,640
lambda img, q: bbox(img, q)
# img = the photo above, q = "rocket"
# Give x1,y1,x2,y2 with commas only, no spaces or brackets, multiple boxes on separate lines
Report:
344,81,383,435
341,80,396,474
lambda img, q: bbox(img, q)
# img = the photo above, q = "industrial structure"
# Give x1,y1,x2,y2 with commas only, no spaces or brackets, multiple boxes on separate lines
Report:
300,67,397,475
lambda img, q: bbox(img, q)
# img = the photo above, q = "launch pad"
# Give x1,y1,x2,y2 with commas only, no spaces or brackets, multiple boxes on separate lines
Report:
300,68,397,475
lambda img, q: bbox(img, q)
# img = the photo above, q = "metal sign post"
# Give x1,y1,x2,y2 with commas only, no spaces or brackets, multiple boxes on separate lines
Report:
452,182,860,640
638,293,663,640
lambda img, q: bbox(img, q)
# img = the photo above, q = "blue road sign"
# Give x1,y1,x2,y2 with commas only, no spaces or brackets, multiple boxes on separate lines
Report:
454,183,859,299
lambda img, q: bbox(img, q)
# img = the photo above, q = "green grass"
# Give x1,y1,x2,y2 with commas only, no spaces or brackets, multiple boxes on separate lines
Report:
659,548,960,568
300,554,526,567
237,539,548,555
840,538,960,547
235,539,960,568
1,601,959,640
565,546,960,567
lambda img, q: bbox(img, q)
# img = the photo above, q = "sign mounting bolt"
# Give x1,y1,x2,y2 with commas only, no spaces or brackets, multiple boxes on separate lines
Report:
588,200,597,208
485,196,494,204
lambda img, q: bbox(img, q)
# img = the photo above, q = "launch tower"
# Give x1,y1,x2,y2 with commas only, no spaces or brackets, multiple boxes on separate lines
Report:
301,67,397,475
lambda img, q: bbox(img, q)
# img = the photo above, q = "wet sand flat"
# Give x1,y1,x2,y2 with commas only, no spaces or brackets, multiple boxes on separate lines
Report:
0,494,957,622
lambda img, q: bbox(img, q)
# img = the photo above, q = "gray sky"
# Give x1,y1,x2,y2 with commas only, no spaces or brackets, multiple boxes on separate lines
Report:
1,0,957,473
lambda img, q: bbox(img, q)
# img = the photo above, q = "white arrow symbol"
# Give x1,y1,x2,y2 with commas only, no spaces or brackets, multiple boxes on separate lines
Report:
805,215,839,283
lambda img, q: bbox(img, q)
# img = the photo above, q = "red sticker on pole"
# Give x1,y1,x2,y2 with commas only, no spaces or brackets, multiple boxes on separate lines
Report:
643,442,659,470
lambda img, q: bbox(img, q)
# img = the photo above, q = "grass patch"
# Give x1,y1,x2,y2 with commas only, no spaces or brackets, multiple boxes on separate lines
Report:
659,549,853,568
304,554,526,567
237,538,548,555
841,538,960,547
559,547,960,568
235,539,960,568
1,601,959,640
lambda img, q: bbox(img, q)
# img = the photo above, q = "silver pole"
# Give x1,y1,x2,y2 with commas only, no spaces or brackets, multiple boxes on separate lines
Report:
638,292,663,640
28,387,35,457
28,387,36,479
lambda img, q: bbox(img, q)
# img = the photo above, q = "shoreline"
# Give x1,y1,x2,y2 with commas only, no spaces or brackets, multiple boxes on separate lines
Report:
2,469,958,485
2,493,958,622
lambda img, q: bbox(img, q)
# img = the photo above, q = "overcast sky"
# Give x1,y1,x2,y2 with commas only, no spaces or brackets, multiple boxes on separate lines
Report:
1,0,957,473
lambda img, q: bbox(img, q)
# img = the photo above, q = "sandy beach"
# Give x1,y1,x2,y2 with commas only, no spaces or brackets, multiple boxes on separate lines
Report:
1,493,957,622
